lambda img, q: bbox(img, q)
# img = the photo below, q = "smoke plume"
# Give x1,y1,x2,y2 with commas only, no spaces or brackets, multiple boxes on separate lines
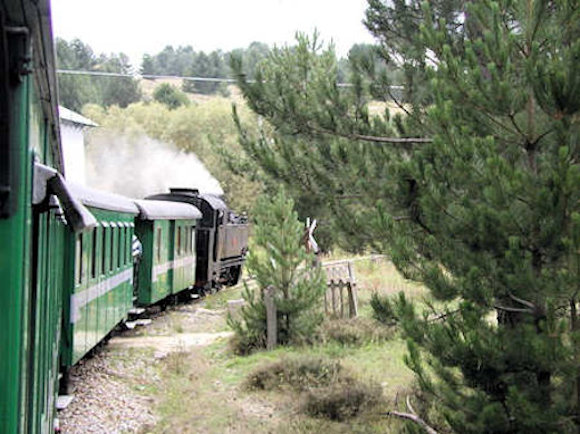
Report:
86,133,223,199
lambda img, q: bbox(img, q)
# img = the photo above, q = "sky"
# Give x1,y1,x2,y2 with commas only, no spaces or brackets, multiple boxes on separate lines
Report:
51,0,376,69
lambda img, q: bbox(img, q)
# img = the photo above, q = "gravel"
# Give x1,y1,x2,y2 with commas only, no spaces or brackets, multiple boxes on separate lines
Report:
57,300,233,433
58,350,157,433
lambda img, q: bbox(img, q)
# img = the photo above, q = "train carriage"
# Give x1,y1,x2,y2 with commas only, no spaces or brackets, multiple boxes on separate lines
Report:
134,199,202,305
61,185,138,368
0,2,249,430
0,1,73,432
147,188,249,291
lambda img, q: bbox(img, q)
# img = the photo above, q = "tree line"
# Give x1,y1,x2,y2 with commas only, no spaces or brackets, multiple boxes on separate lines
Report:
56,38,272,110
56,38,399,112
56,38,142,111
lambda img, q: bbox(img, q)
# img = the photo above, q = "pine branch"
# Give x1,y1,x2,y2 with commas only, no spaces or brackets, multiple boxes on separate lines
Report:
305,122,432,144
428,308,461,322
508,292,536,309
383,396,439,434
494,305,533,314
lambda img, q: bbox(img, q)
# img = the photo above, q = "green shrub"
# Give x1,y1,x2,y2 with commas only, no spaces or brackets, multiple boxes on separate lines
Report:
153,83,190,109
369,292,399,326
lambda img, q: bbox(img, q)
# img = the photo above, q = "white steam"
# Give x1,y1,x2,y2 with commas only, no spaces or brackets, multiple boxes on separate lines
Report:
86,134,223,199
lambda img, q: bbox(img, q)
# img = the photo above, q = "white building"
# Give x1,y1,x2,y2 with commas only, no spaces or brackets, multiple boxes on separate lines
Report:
59,106,98,185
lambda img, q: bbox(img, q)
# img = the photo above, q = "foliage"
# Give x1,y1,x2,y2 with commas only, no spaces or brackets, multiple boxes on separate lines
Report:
56,38,141,110
232,1,580,432
152,83,190,109
181,51,230,95
228,189,326,354
369,292,399,326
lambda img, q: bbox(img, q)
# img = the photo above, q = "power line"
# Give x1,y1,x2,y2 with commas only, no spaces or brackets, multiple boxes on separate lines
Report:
56,69,238,83
56,69,404,90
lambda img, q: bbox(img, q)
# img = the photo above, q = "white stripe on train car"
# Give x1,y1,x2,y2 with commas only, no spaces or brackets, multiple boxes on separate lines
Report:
70,268,133,323
151,256,196,282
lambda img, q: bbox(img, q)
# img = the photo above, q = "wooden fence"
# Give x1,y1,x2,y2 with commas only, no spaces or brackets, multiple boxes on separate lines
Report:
322,259,358,318
260,257,372,349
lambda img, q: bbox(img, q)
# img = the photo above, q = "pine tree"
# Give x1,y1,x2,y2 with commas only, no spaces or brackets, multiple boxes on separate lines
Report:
232,1,580,431
228,189,326,354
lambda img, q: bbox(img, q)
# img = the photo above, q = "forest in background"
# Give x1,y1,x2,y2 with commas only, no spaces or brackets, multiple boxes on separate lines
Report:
56,37,401,111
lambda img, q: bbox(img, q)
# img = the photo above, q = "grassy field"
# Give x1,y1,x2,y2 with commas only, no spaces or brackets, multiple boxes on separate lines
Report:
102,257,432,433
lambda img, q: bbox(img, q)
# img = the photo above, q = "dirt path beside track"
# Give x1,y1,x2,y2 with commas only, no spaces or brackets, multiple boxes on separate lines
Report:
58,299,235,433
108,331,233,352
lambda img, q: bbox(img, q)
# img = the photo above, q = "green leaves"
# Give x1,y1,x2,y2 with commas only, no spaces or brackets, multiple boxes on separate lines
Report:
229,189,326,353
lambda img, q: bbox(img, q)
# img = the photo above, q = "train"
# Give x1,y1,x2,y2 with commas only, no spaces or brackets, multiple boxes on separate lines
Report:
0,1,249,432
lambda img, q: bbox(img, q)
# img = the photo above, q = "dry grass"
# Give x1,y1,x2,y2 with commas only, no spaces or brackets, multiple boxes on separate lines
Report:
315,317,395,346
246,355,343,391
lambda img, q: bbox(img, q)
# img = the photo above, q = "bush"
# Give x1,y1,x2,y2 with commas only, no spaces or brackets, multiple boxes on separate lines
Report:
246,355,342,391
369,292,399,326
153,83,190,109
301,381,382,421
315,318,395,346
245,355,383,421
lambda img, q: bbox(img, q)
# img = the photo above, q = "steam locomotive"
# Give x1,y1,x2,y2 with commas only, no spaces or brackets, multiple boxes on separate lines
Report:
0,1,249,432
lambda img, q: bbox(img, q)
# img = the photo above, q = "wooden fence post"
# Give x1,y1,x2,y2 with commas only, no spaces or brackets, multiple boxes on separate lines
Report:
347,262,358,318
264,285,277,350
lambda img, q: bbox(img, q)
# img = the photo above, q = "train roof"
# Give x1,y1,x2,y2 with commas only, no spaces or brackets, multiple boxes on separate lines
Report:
59,106,98,128
68,183,139,214
134,199,202,220
200,193,228,211
148,188,229,211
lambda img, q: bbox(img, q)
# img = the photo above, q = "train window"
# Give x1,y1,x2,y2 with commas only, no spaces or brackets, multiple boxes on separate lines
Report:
101,227,107,275
110,227,115,271
91,229,97,279
177,226,182,256
75,234,83,285
124,227,128,265
156,227,162,262
185,227,189,253
124,226,128,265
118,225,123,269
191,226,195,253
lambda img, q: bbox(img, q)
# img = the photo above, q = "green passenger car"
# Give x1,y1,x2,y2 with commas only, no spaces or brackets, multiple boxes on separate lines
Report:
61,185,138,367
134,200,201,305
0,1,75,432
